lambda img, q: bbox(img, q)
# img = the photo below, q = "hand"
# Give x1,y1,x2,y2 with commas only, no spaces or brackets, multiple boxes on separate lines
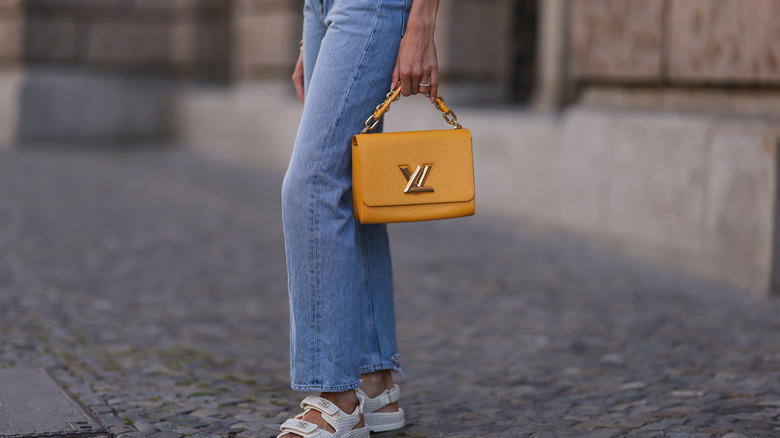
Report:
392,0,439,102
292,50,305,104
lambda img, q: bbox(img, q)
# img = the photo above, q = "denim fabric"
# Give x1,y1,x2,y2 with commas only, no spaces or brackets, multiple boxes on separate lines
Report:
281,0,410,392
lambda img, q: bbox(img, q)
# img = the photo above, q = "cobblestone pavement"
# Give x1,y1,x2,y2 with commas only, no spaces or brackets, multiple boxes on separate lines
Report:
1,148,779,438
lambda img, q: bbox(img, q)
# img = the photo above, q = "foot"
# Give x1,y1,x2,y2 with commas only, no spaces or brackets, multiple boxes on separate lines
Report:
278,391,366,438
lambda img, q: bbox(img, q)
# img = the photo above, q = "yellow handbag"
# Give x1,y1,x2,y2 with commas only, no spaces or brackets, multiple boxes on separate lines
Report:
352,85,475,224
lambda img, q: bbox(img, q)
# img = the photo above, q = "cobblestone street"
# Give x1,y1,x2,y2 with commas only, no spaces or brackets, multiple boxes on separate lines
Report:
1,148,779,438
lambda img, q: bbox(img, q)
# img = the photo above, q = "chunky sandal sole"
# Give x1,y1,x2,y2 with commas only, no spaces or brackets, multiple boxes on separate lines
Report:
340,426,370,438
365,409,405,432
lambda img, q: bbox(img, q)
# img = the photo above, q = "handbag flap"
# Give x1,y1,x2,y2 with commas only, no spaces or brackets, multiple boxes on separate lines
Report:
353,129,474,207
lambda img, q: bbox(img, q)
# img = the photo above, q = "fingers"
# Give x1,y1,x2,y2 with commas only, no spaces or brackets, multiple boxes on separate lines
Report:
394,35,438,98
292,52,305,104
398,64,430,97
293,74,304,104
399,64,413,97
427,45,439,101
418,69,432,96
396,56,423,96
411,65,423,96
428,68,439,102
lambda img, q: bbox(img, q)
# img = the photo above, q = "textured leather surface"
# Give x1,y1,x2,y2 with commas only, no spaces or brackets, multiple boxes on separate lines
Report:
352,128,475,224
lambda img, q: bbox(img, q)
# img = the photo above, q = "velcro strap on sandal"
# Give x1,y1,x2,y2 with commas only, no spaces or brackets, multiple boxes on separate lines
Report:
386,384,401,403
361,384,401,413
301,395,340,417
374,385,401,406
374,392,391,407
279,418,318,437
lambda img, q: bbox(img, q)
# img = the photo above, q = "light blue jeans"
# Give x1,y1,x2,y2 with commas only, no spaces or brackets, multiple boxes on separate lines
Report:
281,0,410,392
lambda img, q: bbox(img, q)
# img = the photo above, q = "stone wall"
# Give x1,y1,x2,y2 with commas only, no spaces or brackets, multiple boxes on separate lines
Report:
227,0,526,100
232,0,302,81
668,0,780,84
17,0,231,81
0,0,232,145
569,0,780,86
559,0,780,294
0,1,22,66
569,0,665,81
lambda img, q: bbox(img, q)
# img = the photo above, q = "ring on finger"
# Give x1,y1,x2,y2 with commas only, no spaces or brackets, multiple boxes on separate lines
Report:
419,82,431,87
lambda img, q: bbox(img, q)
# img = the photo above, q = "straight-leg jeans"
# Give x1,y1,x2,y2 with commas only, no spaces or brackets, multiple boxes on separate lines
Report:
281,0,410,392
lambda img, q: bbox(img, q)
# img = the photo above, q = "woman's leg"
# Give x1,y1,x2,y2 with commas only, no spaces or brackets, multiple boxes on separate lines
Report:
356,223,400,376
282,0,408,396
356,223,402,410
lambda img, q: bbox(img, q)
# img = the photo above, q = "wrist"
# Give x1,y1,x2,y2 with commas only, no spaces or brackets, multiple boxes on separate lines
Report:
407,0,438,37
407,18,435,38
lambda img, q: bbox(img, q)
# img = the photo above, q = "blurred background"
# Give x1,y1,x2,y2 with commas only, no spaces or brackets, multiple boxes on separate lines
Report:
0,0,778,296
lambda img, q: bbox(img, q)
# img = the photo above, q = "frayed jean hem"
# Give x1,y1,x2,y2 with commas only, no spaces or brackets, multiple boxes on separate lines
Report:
360,354,403,376
291,380,363,393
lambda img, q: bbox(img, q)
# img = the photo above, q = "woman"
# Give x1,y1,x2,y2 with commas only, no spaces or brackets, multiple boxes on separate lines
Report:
279,0,440,437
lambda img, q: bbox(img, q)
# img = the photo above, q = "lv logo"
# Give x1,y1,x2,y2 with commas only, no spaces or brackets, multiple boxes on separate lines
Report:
399,164,434,194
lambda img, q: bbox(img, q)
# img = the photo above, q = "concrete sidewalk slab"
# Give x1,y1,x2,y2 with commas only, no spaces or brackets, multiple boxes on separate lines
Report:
0,368,108,438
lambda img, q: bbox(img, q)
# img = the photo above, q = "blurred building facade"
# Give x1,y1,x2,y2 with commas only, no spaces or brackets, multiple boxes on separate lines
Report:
0,0,230,143
1,0,778,295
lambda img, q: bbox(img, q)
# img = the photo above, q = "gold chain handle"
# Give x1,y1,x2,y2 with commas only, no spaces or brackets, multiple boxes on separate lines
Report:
361,83,463,134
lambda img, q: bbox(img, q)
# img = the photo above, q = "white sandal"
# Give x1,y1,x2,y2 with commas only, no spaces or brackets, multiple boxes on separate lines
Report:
355,384,406,433
277,395,370,438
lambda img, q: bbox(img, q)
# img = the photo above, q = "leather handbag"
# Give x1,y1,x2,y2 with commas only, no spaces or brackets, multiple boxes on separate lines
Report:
352,85,475,224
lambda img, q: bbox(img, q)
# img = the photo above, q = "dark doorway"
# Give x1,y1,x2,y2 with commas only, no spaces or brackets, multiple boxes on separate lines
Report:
509,0,539,103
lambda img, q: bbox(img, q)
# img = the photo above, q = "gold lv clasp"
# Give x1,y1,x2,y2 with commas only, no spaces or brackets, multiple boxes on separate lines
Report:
399,164,434,194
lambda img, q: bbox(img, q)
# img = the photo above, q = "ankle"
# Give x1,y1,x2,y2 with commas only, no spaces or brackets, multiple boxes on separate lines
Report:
321,390,360,415
359,370,393,398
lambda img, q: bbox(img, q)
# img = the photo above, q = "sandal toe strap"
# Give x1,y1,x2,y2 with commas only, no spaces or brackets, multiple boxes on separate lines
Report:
279,418,319,437
301,395,341,417
301,395,355,432
298,395,363,433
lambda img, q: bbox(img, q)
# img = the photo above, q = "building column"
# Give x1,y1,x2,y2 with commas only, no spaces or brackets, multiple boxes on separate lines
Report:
533,0,569,110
